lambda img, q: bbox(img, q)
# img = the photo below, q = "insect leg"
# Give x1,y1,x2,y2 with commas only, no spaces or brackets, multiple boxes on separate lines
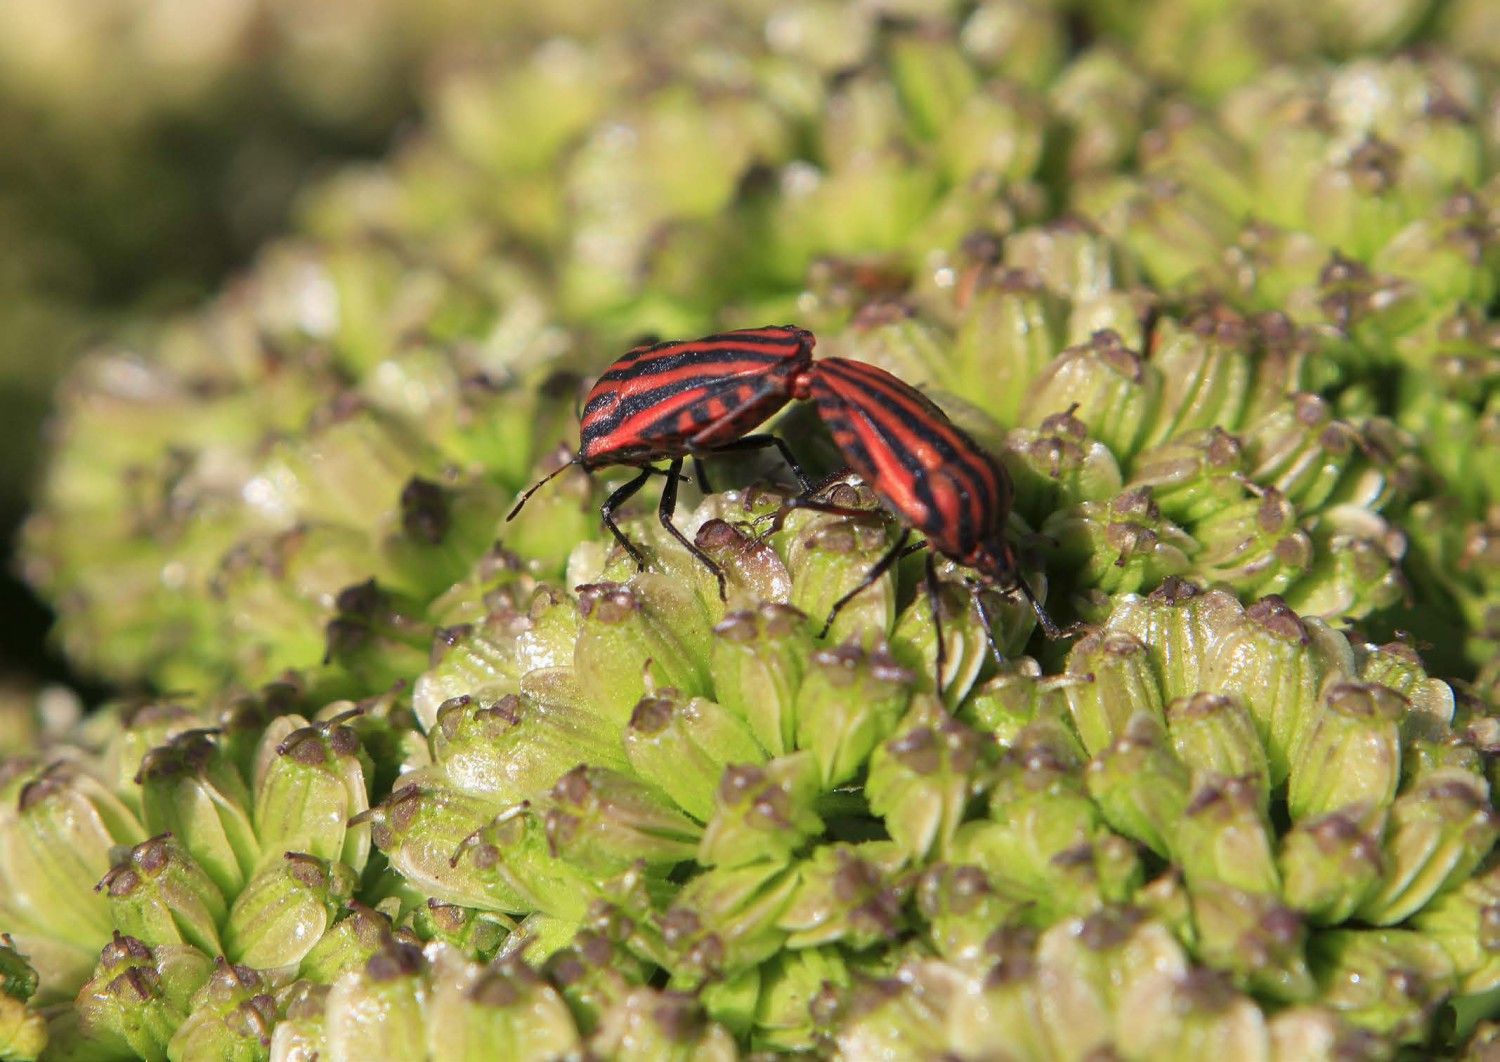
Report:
966,577,1008,668
818,528,921,638
923,552,948,691
599,466,655,570
694,433,814,492
1010,572,1082,640
657,456,730,601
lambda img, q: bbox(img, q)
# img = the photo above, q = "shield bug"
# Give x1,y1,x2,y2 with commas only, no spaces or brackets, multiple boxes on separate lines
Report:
508,325,817,599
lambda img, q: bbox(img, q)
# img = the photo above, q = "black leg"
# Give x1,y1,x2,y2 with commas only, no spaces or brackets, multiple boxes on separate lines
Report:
758,494,884,538
818,528,921,638
692,458,713,496
692,434,814,492
924,553,947,688
965,577,1008,668
657,457,729,601
599,467,654,569
1010,572,1080,640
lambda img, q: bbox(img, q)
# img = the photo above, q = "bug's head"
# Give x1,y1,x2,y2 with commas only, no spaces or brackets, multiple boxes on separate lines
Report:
969,534,1020,589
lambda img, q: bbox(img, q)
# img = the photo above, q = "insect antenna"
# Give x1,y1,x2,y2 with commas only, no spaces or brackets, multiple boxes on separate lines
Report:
506,457,582,521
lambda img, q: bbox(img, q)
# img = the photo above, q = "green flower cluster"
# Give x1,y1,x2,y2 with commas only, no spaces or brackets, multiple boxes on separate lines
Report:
7,0,1500,1057
3,547,1497,1057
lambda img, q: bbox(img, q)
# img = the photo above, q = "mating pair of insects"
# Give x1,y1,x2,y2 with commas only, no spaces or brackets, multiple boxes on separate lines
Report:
508,325,1073,675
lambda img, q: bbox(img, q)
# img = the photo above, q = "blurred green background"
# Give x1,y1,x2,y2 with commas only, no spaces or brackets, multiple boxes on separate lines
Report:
0,0,522,688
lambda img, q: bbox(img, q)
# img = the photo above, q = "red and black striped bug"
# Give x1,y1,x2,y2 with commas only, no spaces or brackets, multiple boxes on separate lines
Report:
507,325,818,599
780,356,1074,677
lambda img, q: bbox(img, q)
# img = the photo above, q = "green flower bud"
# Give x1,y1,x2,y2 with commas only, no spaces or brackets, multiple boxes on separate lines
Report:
709,604,810,758
662,862,799,982
1050,47,1154,175
267,981,328,1060
1189,881,1314,1003
1243,314,1341,426
222,852,357,970
322,941,429,1060
698,754,823,870
300,902,401,983
75,934,213,1062
690,518,797,610
1119,967,1273,1061
1310,929,1456,1042
827,968,955,1059
1242,393,1366,511
1280,805,1387,926
1207,596,1355,785
1036,908,1193,1058
1316,255,1427,366
939,80,1046,185
136,731,258,899
778,485,903,647
1358,641,1455,730
959,658,1074,751
407,900,507,964
165,959,277,1062
450,804,593,920
1003,221,1131,310
541,766,700,874
1045,488,1196,601
430,682,626,808
1265,1004,1385,1061
97,835,225,956
214,524,385,682
1288,683,1405,822
950,269,1067,427
1104,579,1244,702
1166,694,1271,801
211,680,308,781
573,579,711,725
380,475,509,596
1024,331,1162,461
0,761,143,950
251,712,371,874
1177,775,1280,895
358,783,499,909
0,938,45,1061
542,924,650,1037
322,579,437,691
1063,630,1168,756
102,701,201,803
795,641,914,787
956,740,1137,920
1144,308,1256,445
1191,488,1315,599
589,987,738,1061
777,843,905,951
752,947,850,1053
1357,771,1500,925
625,689,766,822
1305,139,1411,260
1004,410,1125,526
1412,860,1500,996
890,563,1002,705
886,32,979,143
1085,714,1190,859
868,697,984,861
1284,512,1406,623
420,949,582,1061
1129,428,1248,526
915,865,1016,965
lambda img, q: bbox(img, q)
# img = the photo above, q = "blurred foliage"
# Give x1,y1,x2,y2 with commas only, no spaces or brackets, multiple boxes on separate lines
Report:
2,0,1500,1056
